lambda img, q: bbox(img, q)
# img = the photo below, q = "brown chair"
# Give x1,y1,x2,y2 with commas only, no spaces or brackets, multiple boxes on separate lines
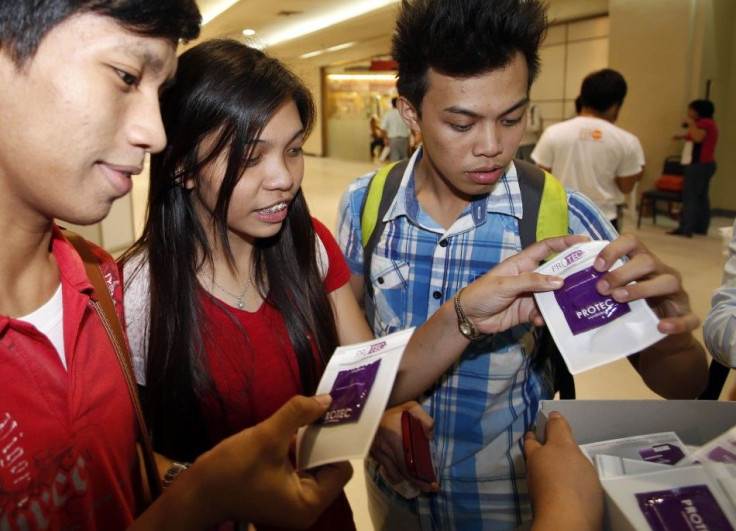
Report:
637,156,684,229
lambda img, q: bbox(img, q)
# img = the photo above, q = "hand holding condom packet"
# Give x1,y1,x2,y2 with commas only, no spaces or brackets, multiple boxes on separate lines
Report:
533,240,666,374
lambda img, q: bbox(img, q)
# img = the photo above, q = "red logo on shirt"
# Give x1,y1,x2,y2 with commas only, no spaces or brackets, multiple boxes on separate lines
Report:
0,412,90,529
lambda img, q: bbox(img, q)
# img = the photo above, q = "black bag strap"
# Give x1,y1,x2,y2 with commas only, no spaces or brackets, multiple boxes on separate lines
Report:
63,230,163,502
514,160,576,399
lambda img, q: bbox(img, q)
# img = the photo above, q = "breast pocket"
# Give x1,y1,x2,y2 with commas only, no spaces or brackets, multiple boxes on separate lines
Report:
369,255,410,335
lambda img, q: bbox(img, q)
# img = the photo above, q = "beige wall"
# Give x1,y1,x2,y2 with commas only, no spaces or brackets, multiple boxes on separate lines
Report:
609,0,735,211
702,0,736,212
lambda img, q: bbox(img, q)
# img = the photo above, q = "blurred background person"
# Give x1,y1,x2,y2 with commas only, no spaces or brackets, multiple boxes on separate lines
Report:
532,69,644,232
369,114,386,161
669,99,719,237
381,96,411,161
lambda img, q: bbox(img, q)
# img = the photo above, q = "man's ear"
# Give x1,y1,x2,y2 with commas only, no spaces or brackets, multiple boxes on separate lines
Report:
397,96,421,133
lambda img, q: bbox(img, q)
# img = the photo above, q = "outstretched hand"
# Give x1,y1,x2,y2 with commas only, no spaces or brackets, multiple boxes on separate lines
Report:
590,234,708,398
200,394,353,527
461,234,589,334
524,412,603,531
134,394,353,530
591,234,698,334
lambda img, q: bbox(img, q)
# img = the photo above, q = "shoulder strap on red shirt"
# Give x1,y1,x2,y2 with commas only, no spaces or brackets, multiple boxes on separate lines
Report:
63,229,162,503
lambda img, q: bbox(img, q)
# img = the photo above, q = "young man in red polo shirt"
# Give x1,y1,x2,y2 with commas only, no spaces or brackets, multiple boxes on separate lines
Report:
0,2,351,528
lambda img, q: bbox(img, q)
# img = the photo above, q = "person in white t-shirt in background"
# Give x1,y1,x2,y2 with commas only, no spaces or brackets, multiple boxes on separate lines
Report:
532,69,644,232
381,96,412,161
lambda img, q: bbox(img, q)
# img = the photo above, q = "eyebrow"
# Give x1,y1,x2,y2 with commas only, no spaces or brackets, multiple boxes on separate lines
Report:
444,97,530,118
246,128,306,146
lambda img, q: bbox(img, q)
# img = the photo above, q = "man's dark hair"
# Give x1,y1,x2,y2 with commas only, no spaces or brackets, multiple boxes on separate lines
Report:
0,0,201,67
392,0,547,112
574,95,583,115
689,99,715,119
579,69,627,113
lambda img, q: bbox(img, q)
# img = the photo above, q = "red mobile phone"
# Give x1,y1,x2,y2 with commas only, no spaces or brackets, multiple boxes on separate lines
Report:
401,410,436,484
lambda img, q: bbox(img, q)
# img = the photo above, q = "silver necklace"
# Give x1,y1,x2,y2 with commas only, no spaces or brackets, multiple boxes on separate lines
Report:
204,272,252,310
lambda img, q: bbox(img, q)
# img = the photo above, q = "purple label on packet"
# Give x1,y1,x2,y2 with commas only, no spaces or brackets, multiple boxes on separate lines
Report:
637,485,732,531
639,444,686,465
554,266,631,335
707,445,736,463
321,359,381,425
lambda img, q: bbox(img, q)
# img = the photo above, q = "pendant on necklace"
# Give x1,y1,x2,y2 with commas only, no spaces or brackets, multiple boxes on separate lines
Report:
237,299,245,310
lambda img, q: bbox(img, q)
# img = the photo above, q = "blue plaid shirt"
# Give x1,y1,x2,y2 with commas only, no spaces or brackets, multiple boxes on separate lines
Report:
336,148,617,530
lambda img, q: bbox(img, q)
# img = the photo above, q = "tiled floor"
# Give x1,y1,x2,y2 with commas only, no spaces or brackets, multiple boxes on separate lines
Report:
298,155,735,530
131,155,735,530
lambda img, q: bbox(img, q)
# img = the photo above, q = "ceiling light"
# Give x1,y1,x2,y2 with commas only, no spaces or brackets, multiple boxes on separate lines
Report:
263,0,399,47
300,41,357,59
242,28,256,36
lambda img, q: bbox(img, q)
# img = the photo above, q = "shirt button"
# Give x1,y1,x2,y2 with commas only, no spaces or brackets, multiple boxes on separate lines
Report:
439,239,449,247
377,277,384,285
433,291,442,299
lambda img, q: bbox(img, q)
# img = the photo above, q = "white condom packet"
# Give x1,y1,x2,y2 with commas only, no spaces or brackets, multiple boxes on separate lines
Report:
296,327,414,470
533,240,666,374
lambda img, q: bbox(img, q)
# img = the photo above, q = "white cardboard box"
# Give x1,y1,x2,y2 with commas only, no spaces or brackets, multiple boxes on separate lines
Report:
536,399,736,446
536,400,736,530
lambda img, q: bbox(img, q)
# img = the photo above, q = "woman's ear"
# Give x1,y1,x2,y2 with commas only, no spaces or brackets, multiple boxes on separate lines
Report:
397,96,421,133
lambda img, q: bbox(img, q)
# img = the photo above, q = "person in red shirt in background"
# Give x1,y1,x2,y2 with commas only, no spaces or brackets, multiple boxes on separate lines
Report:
669,99,719,238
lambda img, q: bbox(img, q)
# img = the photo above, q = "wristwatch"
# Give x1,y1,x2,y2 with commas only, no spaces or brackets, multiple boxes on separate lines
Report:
162,461,191,488
454,287,481,340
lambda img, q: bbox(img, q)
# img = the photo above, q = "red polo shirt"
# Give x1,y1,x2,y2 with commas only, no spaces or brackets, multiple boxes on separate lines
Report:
0,225,142,529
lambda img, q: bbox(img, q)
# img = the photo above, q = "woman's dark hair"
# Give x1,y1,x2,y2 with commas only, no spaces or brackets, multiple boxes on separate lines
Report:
392,0,547,113
120,39,337,461
0,0,200,67
689,99,715,119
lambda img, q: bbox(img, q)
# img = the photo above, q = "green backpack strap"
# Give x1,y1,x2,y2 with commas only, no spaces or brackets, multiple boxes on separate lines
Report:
358,159,409,324
361,161,400,247
537,169,568,241
516,159,568,251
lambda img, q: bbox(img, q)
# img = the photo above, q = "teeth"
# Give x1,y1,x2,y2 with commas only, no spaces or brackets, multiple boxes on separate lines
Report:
260,202,287,214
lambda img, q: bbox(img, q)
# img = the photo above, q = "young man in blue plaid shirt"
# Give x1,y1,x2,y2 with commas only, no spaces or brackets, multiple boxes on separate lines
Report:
336,0,708,528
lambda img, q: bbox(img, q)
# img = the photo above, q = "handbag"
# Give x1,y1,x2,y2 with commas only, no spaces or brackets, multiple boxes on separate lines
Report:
63,230,162,503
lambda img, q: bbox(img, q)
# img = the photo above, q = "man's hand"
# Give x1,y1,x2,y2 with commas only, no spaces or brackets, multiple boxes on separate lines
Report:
461,234,589,334
133,394,353,530
524,412,603,531
370,402,439,497
592,234,708,397
393,234,589,404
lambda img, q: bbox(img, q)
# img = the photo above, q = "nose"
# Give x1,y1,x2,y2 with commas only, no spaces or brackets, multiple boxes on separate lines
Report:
473,122,503,158
262,155,300,191
128,93,167,154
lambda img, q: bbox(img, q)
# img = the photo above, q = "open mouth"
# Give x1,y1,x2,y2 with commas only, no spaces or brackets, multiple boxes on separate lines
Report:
258,202,288,214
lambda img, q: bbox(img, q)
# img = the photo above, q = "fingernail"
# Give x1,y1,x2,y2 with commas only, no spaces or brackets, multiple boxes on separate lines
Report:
594,257,606,271
314,394,332,407
598,279,610,293
548,276,563,288
613,288,628,300
660,321,675,333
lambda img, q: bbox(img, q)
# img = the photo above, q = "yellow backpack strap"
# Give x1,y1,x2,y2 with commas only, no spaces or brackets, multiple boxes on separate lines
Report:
537,170,569,241
361,162,399,247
